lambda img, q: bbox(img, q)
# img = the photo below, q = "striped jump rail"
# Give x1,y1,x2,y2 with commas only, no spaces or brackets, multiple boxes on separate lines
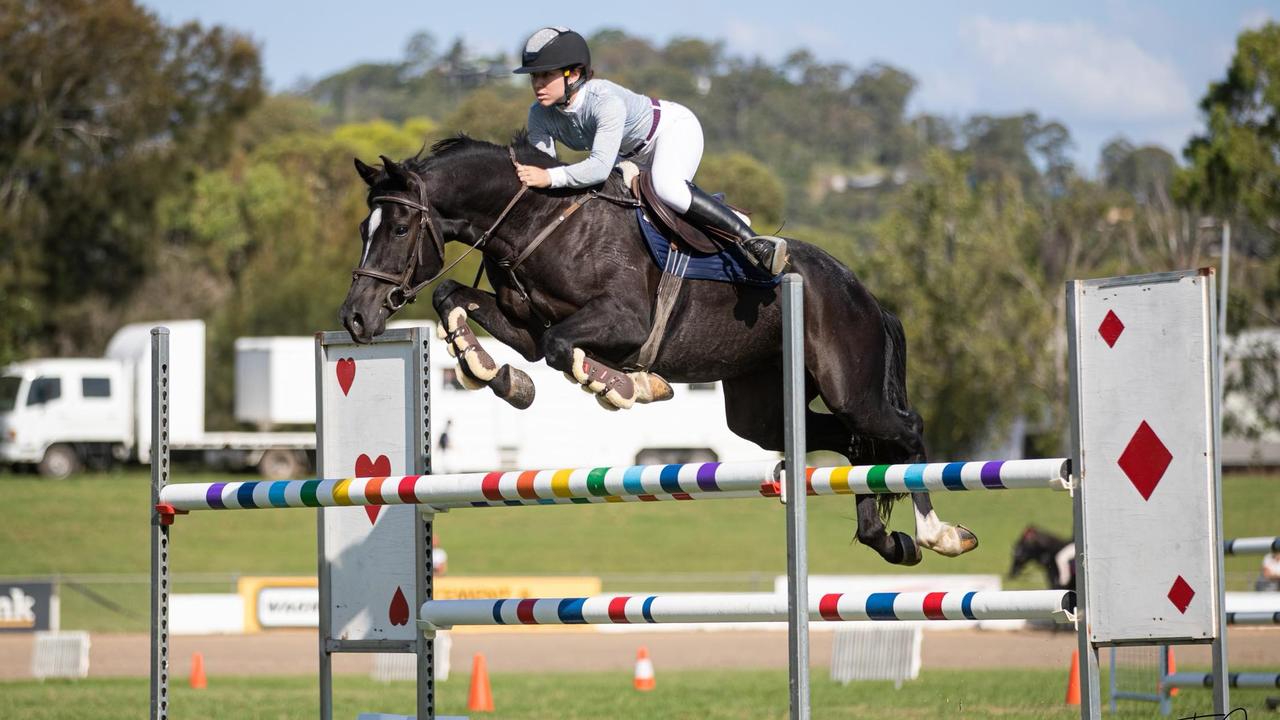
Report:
1223,536,1280,555
1226,611,1280,625
1165,672,1280,689
416,590,1076,631
157,457,1071,512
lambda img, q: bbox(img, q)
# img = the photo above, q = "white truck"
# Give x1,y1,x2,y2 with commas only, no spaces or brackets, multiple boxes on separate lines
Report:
0,320,315,479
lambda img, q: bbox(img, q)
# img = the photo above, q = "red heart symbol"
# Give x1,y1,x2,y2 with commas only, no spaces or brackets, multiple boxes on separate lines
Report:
355,454,391,524
388,586,410,626
336,358,356,395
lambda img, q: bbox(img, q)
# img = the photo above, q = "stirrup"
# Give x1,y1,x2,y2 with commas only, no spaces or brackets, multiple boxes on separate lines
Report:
743,236,789,276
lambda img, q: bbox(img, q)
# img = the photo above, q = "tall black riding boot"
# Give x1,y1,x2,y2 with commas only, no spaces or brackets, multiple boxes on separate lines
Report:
681,183,788,275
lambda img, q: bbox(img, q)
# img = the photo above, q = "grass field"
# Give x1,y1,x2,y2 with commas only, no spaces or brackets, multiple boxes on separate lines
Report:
0,467,1276,632
4,667,1279,719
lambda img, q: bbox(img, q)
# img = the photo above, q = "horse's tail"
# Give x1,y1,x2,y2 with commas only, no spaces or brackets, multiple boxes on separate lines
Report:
879,308,912,419
877,307,922,521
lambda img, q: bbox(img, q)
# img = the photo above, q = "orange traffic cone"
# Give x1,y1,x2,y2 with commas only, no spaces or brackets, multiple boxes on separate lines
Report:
1065,649,1080,706
189,651,207,690
1166,646,1179,697
633,646,655,691
467,653,494,712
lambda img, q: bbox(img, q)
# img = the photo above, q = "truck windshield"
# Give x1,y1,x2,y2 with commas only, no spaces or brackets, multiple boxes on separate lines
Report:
0,376,19,412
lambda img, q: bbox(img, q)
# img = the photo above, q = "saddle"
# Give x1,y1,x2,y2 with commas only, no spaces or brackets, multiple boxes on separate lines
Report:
629,170,735,255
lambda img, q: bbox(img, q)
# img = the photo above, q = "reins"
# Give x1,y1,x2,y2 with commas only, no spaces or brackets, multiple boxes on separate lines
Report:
353,146,640,315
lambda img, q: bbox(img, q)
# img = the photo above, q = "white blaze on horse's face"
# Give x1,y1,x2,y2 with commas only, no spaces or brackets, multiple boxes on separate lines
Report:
360,207,382,268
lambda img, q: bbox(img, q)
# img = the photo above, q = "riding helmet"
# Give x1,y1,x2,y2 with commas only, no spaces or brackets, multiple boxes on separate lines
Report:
513,27,591,73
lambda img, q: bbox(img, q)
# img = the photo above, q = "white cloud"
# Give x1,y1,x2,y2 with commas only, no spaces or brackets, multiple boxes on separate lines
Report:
960,16,1192,121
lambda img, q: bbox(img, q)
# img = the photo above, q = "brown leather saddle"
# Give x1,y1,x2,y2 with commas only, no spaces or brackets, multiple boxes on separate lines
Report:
630,171,737,255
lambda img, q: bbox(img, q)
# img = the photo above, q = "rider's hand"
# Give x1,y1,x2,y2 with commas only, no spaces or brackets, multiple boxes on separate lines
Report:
515,163,552,188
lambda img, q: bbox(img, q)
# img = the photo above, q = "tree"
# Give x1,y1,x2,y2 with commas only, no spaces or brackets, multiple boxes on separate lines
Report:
866,151,1056,457
0,0,263,360
1179,22,1280,226
441,87,528,144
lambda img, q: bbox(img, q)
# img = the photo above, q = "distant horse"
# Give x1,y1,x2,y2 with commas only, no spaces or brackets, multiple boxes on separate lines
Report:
337,135,978,566
1009,525,1075,591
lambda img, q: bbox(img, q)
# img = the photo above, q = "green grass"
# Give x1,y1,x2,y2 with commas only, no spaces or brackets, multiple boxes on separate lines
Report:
1,468,1276,631
3,668,1277,719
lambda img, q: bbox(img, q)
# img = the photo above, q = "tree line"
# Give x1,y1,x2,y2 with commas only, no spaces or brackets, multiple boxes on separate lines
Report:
1,0,1276,455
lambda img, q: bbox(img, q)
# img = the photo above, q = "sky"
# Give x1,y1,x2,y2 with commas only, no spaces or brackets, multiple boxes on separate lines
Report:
139,0,1276,173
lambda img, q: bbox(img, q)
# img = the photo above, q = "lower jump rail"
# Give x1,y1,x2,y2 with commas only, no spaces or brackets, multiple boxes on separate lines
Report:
416,589,1076,632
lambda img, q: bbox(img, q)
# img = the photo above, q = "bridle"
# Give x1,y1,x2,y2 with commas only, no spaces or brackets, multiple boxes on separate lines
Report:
350,149,529,312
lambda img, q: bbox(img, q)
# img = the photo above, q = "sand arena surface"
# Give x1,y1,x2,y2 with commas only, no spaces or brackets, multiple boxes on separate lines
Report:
2,627,1276,679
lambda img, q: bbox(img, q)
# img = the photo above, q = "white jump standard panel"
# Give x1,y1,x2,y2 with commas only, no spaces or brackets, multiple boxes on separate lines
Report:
1069,269,1228,716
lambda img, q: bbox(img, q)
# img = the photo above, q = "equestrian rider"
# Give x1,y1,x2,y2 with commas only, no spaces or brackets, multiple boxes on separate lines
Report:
511,27,788,275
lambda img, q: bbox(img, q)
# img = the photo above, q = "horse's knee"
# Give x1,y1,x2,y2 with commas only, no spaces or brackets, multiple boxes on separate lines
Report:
541,335,574,372
431,279,464,308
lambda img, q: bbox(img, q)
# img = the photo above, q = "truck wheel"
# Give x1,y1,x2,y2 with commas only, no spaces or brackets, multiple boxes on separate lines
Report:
258,449,307,480
37,444,81,479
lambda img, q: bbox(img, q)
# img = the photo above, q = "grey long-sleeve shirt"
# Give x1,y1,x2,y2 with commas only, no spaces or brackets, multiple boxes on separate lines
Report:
527,78,655,189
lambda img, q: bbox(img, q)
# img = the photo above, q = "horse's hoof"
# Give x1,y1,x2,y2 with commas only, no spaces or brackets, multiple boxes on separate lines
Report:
595,393,620,412
954,524,979,554
435,323,448,340
490,365,535,410
629,372,674,403
891,531,922,566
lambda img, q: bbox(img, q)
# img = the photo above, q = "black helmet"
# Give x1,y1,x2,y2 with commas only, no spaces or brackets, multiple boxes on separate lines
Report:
513,27,590,74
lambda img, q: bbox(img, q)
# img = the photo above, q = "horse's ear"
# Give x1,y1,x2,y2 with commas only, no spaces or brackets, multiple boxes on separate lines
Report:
354,157,381,186
380,155,416,190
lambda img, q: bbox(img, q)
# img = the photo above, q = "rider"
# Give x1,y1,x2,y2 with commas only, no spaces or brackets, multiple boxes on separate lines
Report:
511,27,788,275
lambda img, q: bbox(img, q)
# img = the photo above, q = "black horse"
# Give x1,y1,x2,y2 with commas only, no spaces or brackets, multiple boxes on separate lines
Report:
338,135,977,566
1009,525,1075,591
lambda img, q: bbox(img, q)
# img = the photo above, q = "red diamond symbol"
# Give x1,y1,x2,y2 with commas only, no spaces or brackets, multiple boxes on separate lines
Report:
1117,421,1173,501
1098,310,1125,348
1167,575,1195,614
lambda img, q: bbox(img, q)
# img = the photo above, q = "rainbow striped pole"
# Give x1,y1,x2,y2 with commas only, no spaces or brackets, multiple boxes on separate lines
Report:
157,457,1071,512
417,590,1075,631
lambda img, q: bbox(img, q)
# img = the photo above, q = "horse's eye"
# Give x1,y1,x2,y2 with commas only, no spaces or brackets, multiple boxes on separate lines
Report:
394,225,409,236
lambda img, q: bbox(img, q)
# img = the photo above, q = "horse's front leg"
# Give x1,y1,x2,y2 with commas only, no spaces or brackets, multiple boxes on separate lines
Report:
432,280,539,409
539,296,667,411
910,491,978,557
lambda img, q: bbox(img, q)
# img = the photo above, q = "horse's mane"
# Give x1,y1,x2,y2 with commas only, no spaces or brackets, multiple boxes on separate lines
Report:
406,131,562,173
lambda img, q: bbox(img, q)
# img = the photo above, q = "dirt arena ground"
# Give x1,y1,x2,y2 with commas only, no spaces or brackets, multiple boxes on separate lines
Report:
2,627,1276,679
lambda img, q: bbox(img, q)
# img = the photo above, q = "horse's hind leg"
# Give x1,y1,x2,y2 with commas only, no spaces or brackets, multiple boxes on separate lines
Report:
722,372,921,566
432,280,538,409
892,407,978,557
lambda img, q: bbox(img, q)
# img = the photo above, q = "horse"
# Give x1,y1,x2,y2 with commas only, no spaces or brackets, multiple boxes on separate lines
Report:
1008,525,1075,591
337,134,978,566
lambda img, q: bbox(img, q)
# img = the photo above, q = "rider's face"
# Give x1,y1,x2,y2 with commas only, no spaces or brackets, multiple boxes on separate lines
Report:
531,68,580,106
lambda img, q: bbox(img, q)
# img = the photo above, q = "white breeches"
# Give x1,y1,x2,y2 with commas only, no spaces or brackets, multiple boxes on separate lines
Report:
1055,543,1077,587
636,100,703,214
